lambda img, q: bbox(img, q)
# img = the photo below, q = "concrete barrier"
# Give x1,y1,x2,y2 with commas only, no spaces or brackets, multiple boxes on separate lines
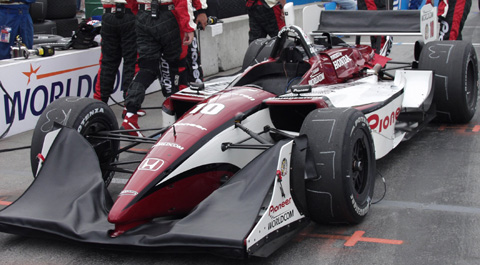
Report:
199,2,320,76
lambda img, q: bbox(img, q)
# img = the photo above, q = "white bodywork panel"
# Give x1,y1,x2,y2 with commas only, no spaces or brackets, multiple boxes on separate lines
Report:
37,129,61,175
302,4,321,43
284,2,295,27
396,70,434,109
278,71,432,159
246,140,305,250
279,75,401,108
420,4,439,43
157,109,274,186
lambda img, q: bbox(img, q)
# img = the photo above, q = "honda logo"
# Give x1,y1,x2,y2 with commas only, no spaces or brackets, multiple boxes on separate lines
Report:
138,158,165,171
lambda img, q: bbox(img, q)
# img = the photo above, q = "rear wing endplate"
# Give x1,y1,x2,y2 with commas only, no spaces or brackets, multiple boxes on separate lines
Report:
302,4,438,43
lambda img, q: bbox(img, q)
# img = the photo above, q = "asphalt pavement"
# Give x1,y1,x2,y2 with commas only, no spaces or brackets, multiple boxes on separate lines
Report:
1,5,480,265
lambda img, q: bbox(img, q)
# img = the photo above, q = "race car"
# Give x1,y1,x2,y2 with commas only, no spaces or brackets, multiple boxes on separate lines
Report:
0,4,477,259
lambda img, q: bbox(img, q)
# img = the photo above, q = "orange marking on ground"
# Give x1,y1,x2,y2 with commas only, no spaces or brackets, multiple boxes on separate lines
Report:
301,230,403,247
344,230,365,246
438,125,447,131
437,124,480,134
0,197,12,206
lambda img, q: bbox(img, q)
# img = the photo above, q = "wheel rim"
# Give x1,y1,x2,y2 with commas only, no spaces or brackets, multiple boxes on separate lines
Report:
465,60,477,110
81,116,118,185
351,136,369,195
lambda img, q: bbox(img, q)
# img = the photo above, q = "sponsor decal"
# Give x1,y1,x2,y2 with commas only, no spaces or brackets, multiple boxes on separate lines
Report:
367,107,401,133
160,58,173,95
439,20,449,41
278,26,299,38
330,52,342,60
268,210,294,230
22,63,98,85
4,63,107,125
269,197,292,216
421,10,433,21
333,55,352,70
230,93,255,101
281,158,288,176
308,72,325,85
119,190,138,196
77,107,104,132
190,38,202,83
138,158,165,171
154,142,185,150
175,123,207,131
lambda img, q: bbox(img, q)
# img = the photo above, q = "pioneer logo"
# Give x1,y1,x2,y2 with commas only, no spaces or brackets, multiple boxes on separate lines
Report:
269,197,292,216
368,107,401,133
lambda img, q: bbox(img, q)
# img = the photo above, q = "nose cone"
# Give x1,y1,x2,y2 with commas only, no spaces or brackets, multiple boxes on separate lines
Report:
107,191,137,224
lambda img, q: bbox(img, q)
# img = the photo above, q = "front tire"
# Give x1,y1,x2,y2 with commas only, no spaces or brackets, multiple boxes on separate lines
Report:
418,40,479,123
30,97,119,186
300,108,376,224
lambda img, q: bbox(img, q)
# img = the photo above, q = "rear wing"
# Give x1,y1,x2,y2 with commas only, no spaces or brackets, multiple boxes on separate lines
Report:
302,4,438,44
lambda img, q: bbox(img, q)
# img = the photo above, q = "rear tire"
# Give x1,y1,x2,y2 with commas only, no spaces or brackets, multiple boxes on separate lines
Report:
418,40,479,123
30,97,119,186
300,108,376,224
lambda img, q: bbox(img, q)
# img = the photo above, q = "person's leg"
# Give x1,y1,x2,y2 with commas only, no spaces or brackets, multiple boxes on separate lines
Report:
247,6,268,44
98,13,123,103
119,13,138,97
440,0,471,40
19,5,33,49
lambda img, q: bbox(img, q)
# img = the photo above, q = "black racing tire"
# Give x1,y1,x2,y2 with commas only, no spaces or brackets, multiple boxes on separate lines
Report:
300,108,376,224
46,0,77,20
30,97,119,186
418,40,479,123
30,0,48,22
33,20,57,35
52,17,79,37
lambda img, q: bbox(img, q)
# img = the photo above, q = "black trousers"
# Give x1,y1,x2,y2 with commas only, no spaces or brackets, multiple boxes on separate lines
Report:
125,10,182,114
98,11,137,103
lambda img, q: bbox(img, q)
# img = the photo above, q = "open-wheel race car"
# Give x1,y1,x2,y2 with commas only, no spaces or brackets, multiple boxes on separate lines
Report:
0,4,477,259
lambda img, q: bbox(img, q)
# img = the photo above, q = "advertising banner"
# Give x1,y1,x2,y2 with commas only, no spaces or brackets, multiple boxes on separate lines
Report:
0,47,160,138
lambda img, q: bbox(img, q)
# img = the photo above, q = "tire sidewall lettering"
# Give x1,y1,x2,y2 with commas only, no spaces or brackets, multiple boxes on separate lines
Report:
76,107,105,133
346,117,373,217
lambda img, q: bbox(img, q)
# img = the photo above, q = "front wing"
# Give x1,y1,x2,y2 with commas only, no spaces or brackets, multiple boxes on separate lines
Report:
0,128,308,258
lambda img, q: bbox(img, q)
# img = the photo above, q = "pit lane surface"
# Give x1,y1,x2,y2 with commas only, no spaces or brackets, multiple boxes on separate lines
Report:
1,7,480,265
